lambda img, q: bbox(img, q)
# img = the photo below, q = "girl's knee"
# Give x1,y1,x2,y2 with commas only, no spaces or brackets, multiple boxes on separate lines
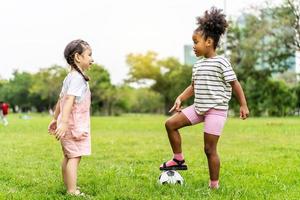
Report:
165,119,174,130
68,156,81,163
204,145,217,156
165,118,182,130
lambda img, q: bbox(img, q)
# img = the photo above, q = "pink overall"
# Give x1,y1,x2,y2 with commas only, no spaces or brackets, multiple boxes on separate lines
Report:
58,89,91,158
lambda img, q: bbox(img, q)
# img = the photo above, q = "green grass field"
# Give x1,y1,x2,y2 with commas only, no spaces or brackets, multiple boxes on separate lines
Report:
0,114,299,200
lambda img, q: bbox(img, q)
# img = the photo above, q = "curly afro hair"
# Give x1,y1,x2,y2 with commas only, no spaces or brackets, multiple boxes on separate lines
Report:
194,7,228,49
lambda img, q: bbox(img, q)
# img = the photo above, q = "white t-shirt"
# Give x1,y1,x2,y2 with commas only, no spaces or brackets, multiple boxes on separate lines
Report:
192,55,237,114
59,71,89,103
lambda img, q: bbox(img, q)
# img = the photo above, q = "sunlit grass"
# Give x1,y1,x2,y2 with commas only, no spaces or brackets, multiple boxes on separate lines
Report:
0,114,299,199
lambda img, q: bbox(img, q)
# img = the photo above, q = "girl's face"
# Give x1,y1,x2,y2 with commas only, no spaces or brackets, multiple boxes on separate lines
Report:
192,31,214,58
77,47,94,71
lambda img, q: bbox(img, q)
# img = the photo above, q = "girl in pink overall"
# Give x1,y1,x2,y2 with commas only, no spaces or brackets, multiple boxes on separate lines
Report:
58,89,91,158
48,39,94,196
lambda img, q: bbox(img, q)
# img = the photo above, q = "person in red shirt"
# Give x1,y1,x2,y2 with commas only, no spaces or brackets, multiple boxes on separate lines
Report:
0,101,9,126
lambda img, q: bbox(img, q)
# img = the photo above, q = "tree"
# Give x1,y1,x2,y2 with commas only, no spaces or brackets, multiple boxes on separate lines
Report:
116,86,164,113
226,3,298,116
227,9,294,77
86,64,114,115
0,79,8,101
292,82,300,115
126,51,193,114
284,0,300,50
264,79,297,116
30,65,67,111
2,71,34,112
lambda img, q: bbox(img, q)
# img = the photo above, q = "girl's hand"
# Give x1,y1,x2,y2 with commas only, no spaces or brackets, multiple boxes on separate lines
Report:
240,105,249,120
48,119,57,135
169,98,182,113
55,122,68,140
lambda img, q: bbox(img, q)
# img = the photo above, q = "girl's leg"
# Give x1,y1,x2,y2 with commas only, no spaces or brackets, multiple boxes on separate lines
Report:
0,114,4,124
3,116,8,126
165,112,191,154
61,156,68,187
160,112,192,169
65,156,81,193
204,133,220,188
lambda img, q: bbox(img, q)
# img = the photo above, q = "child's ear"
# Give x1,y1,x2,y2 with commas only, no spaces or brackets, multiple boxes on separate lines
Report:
206,37,214,47
74,52,81,63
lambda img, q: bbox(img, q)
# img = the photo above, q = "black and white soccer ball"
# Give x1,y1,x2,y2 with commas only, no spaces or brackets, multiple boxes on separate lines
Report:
158,170,184,185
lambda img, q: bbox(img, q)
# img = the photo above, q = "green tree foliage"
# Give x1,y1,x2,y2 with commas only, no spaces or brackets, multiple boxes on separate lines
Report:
86,64,113,115
227,3,298,116
30,65,67,111
0,79,8,101
264,79,297,116
227,10,294,77
0,64,116,114
117,86,163,113
292,82,300,115
126,51,193,114
283,0,300,50
0,71,34,112
130,87,163,113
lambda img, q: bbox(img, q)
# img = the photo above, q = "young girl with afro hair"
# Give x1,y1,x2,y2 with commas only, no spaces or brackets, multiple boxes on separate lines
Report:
159,7,249,189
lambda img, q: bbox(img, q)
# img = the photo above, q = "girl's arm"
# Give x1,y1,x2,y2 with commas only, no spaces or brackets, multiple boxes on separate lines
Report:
55,95,75,140
169,82,194,112
230,80,249,120
53,99,61,120
48,99,61,134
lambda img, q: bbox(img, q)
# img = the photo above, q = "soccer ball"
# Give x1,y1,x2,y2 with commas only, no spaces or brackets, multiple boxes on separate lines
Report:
158,170,184,185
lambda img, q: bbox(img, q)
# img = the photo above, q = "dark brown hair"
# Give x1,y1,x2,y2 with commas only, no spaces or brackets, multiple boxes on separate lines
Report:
195,7,228,49
64,39,90,81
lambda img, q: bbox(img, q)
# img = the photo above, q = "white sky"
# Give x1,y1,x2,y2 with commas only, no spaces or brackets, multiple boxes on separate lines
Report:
0,0,282,84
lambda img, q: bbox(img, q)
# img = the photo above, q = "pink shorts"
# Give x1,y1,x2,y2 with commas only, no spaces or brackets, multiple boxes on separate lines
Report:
181,105,227,136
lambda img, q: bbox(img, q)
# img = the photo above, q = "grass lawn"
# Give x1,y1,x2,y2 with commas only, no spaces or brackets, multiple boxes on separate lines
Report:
0,114,299,200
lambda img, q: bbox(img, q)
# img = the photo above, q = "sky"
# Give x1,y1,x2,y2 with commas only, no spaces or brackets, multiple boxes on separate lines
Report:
0,0,282,84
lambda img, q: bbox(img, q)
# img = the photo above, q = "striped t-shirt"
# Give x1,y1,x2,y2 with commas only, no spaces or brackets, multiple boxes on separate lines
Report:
192,55,237,114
